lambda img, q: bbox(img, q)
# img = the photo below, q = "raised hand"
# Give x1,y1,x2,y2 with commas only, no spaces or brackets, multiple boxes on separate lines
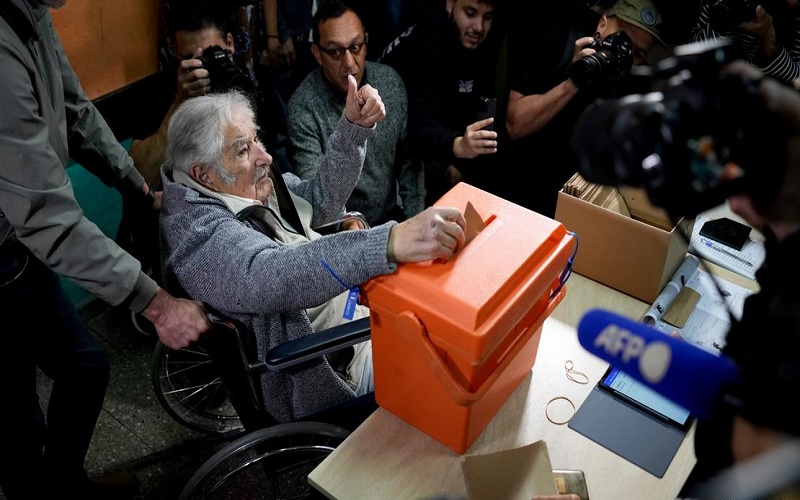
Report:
344,74,386,128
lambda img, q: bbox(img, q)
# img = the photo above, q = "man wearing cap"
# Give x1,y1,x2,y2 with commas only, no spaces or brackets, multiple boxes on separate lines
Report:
496,0,665,218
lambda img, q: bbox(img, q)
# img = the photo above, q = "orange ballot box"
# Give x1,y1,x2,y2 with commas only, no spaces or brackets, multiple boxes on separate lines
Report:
361,183,576,454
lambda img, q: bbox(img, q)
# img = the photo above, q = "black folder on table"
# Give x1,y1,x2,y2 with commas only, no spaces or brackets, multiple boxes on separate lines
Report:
568,368,691,478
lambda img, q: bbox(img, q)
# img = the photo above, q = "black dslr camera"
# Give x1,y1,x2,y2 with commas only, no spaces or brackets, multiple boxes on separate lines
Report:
568,31,634,90
199,46,254,95
707,0,783,33
571,38,787,219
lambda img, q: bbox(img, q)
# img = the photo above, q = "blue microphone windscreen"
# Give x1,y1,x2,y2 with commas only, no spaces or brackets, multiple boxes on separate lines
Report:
578,308,740,418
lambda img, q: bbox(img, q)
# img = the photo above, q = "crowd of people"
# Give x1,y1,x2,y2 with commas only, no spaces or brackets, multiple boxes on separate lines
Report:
2,0,800,498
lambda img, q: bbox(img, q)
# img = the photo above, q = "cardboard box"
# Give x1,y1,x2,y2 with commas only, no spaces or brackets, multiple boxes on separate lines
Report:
361,183,575,454
554,189,689,303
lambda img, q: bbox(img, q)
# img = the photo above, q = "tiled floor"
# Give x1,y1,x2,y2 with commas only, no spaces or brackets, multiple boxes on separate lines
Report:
1,301,236,500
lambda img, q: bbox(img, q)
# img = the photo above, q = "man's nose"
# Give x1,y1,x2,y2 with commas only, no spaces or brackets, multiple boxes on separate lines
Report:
255,141,273,164
342,50,358,69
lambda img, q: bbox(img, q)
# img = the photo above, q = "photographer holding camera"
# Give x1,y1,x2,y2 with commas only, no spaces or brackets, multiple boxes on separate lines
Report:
119,0,257,291
500,0,665,218
692,0,800,85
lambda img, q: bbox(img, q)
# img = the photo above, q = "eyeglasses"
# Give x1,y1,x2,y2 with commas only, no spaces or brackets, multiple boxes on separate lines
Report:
316,40,366,60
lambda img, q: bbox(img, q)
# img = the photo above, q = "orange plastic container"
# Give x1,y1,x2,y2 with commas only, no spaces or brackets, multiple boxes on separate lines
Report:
361,183,575,454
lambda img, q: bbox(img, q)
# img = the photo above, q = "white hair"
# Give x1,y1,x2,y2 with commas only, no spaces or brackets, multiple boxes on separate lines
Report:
165,91,256,185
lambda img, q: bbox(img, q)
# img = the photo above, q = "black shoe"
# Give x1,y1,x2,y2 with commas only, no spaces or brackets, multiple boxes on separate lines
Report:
82,471,139,500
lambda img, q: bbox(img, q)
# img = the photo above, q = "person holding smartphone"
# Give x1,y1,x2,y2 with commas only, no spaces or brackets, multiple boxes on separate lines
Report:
378,0,505,206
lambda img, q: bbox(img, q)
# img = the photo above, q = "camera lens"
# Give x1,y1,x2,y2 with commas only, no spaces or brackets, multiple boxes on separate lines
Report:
567,31,633,91
569,52,613,89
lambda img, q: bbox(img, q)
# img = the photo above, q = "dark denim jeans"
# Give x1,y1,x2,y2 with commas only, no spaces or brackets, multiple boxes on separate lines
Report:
0,241,110,498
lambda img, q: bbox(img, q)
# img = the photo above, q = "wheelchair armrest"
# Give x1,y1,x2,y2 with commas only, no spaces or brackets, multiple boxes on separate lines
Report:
313,211,370,235
265,316,371,371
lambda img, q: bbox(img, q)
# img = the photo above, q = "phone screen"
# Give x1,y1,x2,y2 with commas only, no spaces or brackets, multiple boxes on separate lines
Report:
598,367,692,429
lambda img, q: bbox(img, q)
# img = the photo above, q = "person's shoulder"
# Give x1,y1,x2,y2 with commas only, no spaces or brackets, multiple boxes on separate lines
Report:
366,61,404,85
288,69,324,105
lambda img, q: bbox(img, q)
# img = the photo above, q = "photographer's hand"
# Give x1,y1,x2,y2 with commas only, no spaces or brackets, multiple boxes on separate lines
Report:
573,36,598,62
177,48,211,100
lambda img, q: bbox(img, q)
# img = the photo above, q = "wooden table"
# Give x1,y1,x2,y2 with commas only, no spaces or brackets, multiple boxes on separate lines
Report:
308,273,697,500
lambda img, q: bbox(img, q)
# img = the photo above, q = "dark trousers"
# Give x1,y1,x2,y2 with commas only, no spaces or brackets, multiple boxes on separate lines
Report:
0,241,109,499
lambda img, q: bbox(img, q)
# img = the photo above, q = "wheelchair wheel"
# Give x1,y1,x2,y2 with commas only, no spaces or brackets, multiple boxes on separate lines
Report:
152,340,244,436
179,421,350,500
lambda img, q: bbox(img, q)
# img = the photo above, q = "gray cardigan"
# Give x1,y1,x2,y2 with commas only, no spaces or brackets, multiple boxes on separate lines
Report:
161,115,396,422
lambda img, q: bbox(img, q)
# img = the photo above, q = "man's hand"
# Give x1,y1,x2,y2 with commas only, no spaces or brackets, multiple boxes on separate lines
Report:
140,287,210,350
260,38,281,71
454,119,498,159
280,37,297,67
344,74,386,127
177,47,211,100
740,6,777,58
387,206,466,262
573,35,597,62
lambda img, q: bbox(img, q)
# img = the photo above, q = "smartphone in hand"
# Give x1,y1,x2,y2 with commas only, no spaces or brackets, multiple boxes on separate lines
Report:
475,96,497,131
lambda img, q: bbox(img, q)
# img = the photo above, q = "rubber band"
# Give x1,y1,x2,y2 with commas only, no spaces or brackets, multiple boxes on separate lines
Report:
545,396,576,425
565,360,589,385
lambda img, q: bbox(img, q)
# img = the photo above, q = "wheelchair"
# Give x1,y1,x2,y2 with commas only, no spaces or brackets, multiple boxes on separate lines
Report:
150,211,371,436
151,212,377,498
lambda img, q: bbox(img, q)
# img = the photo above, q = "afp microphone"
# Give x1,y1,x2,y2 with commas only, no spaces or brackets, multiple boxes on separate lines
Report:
577,308,741,419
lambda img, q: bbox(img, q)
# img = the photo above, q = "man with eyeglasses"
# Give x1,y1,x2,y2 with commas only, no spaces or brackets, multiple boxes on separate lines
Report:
378,0,505,207
287,0,424,227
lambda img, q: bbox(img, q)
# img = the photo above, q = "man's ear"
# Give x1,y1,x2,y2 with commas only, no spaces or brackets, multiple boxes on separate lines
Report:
191,164,216,190
597,14,609,35
311,43,323,66
226,32,235,53
445,0,455,16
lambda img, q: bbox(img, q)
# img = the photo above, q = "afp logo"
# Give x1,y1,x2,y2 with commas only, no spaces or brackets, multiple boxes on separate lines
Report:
593,325,672,384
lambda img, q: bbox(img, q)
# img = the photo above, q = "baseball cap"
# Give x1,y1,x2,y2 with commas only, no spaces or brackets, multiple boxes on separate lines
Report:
606,0,665,47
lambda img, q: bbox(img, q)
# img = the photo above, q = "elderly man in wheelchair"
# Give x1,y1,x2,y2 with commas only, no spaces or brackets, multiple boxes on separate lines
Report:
159,75,467,427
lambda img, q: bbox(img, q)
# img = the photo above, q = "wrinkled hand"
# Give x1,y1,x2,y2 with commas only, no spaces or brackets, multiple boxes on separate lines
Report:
344,74,386,127
456,119,498,159
387,206,466,262
177,47,211,100
141,287,210,350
